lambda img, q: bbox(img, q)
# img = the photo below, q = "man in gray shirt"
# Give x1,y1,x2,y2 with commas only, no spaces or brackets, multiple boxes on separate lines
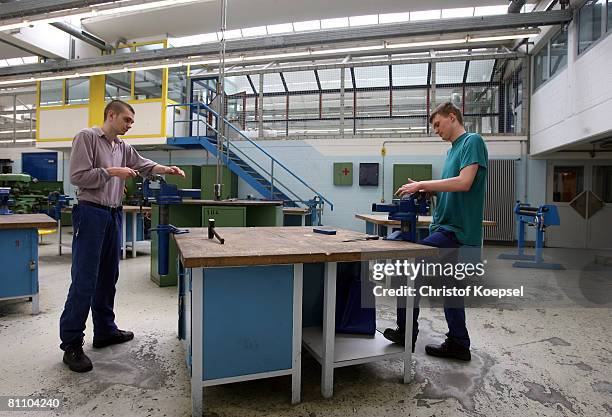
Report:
60,100,185,373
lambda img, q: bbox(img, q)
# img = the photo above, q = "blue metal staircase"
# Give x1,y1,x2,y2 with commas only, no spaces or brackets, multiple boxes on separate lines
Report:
167,102,333,218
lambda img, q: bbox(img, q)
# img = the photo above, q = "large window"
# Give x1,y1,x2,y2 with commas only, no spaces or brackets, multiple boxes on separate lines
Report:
39,80,63,106
549,29,568,77
578,0,604,54
168,67,187,103
533,46,549,89
533,27,568,91
66,78,89,104
105,72,131,100
134,69,163,99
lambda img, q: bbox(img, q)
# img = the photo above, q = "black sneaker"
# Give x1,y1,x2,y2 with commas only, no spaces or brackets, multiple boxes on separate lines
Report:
425,339,471,361
63,344,93,373
93,329,134,348
383,328,416,353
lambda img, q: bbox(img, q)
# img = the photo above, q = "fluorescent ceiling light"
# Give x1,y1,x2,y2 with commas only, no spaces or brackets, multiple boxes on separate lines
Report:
442,7,475,18
469,31,539,42
267,23,294,34
218,29,242,40
241,26,268,37
379,12,410,24
474,5,509,16
293,20,320,31
387,38,467,48
0,0,204,31
349,15,378,26
311,45,383,55
410,10,442,21
321,17,349,29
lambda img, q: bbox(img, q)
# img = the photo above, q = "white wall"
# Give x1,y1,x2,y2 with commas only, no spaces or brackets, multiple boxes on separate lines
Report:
530,19,612,156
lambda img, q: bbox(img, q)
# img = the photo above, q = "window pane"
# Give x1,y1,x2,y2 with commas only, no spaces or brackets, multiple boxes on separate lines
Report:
134,69,163,99
466,60,495,83
392,89,427,116
168,67,187,103
105,72,132,100
355,90,389,117
533,47,548,89
66,78,89,104
465,86,498,114
432,87,462,109
553,166,584,202
550,29,568,77
578,0,603,54
40,80,63,106
263,73,285,93
249,74,260,94
592,166,612,203
435,61,466,84
353,65,389,88
608,0,612,31
316,68,351,90
288,94,319,119
225,75,254,95
283,71,318,92
392,63,428,86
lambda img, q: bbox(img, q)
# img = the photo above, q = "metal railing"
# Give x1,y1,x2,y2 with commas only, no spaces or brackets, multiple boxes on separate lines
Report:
168,101,334,210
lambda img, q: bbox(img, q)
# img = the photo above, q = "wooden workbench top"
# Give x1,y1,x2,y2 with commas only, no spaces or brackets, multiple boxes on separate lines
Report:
355,213,497,227
174,226,438,268
169,199,284,206
282,207,311,215
0,213,57,229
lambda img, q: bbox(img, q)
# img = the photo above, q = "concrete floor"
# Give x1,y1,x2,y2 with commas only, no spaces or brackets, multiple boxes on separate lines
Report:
0,228,610,417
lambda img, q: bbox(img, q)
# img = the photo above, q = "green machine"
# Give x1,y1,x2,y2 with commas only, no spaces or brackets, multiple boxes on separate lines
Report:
0,174,52,214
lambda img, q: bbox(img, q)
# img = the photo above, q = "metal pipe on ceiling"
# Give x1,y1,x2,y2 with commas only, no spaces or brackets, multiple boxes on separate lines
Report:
50,22,114,52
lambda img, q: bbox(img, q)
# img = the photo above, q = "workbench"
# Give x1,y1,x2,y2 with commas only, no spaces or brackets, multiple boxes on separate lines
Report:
355,213,497,237
0,214,56,314
283,207,311,226
151,199,283,286
174,226,437,416
121,205,151,259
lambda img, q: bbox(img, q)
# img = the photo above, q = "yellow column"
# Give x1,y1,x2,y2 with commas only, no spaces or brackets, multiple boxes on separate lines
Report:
88,75,106,127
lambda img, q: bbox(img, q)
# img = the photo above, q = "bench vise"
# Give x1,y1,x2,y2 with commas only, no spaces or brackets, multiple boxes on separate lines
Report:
371,193,429,242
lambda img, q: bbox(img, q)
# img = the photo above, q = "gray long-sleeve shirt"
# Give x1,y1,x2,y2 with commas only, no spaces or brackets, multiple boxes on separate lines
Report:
69,127,157,207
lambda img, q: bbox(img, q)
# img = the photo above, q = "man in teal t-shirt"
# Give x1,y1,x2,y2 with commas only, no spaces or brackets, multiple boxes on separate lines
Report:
383,101,488,361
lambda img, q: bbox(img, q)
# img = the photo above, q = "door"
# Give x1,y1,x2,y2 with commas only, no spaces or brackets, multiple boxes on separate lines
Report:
190,77,219,137
546,161,612,248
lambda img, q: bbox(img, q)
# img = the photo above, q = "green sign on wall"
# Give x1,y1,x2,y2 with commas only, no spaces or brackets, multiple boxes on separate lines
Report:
333,162,353,186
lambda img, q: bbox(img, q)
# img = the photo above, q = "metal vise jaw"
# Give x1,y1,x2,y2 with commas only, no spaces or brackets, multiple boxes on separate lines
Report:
371,193,430,242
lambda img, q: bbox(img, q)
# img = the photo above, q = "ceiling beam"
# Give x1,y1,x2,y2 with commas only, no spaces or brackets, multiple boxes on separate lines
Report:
0,0,114,20
0,9,571,79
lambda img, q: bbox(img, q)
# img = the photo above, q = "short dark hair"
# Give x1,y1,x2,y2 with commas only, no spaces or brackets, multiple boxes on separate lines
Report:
104,100,135,121
429,101,463,125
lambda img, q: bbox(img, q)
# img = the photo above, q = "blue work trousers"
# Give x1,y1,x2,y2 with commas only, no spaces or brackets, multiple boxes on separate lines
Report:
397,228,471,348
59,204,122,350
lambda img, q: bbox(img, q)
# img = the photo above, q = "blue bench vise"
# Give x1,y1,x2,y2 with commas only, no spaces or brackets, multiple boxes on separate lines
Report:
143,174,201,276
47,191,73,221
371,193,429,242
498,201,564,270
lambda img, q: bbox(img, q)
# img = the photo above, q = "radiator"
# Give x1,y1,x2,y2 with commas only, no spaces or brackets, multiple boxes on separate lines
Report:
484,159,516,242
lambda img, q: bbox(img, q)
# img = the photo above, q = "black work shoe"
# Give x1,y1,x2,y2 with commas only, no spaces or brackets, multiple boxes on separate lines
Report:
63,344,93,373
383,328,416,353
93,329,134,348
425,339,471,361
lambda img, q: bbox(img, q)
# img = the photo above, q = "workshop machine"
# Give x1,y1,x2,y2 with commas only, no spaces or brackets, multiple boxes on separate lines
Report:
498,201,564,270
371,193,430,242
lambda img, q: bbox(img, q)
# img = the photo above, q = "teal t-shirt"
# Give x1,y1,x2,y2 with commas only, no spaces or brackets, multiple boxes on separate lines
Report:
430,132,488,246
